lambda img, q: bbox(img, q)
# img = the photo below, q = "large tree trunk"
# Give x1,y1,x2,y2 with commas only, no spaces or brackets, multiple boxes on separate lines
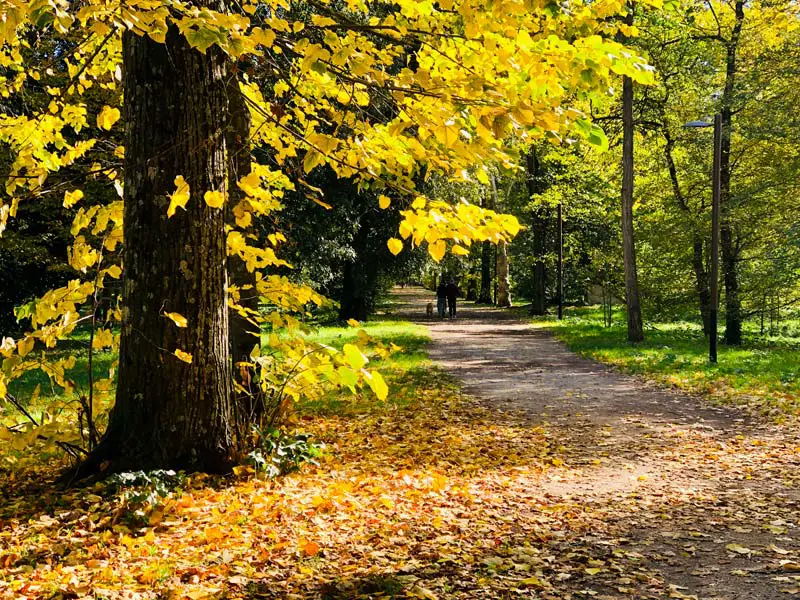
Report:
525,148,548,315
620,16,644,343
720,0,745,345
75,25,234,477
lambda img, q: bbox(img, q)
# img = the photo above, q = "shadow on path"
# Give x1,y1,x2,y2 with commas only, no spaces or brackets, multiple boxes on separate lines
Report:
383,287,800,600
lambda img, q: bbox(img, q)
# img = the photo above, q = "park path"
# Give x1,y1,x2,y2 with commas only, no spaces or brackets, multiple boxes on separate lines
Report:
391,287,800,600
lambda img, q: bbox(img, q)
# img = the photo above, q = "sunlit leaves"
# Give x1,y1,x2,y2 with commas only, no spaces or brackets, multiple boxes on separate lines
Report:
163,312,188,328
387,238,404,255
96,105,120,130
63,189,84,208
167,176,191,218
203,190,224,209
174,349,193,364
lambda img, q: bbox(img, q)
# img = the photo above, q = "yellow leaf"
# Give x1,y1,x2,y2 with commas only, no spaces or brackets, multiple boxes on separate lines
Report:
726,544,752,555
366,369,388,400
63,189,84,208
168,176,190,217
97,105,120,130
164,312,188,328
346,319,360,327
387,238,403,255
585,567,604,575
452,245,470,256
204,190,224,209
174,349,193,364
105,264,122,279
378,195,391,209
342,343,367,370
204,526,225,542
519,576,544,587
428,240,446,263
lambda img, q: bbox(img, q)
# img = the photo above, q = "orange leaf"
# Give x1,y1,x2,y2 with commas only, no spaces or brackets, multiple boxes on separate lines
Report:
303,541,321,556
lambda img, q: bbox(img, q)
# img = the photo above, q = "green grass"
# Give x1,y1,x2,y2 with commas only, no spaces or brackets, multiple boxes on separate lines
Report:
534,306,800,418
295,318,440,416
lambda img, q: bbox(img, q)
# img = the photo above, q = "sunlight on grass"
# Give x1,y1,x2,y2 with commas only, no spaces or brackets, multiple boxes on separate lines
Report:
534,306,800,417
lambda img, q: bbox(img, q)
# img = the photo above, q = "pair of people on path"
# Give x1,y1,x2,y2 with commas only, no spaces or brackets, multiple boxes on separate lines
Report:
436,280,459,319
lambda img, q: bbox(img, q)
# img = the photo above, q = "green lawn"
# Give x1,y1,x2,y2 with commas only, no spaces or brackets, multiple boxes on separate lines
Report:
3,317,437,427
533,306,800,419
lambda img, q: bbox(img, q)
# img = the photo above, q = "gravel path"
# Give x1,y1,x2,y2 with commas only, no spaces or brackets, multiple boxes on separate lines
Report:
390,287,800,600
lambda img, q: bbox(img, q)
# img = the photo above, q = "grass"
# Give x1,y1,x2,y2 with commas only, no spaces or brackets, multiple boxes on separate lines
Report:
296,318,443,416
532,305,800,418
2,316,438,435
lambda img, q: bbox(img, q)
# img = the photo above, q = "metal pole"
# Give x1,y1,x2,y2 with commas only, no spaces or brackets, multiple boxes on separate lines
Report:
557,199,564,320
710,113,721,363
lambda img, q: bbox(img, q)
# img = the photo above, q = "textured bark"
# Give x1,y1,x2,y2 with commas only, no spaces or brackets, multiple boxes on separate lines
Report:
75,23,234,477
720,0,745,345
620,18,644,343
525,148,547,315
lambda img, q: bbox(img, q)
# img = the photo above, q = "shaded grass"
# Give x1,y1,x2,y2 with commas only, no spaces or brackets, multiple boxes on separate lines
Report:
533,305,800,418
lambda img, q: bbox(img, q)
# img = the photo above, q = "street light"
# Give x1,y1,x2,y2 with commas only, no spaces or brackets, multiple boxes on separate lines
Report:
683,114,722,363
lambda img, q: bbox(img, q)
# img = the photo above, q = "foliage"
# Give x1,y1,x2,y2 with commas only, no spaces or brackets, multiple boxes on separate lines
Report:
109,469,187,511
0,0,657,467
246,426,324,478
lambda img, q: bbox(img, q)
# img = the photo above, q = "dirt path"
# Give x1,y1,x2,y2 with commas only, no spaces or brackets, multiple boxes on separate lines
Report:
391,287,800,600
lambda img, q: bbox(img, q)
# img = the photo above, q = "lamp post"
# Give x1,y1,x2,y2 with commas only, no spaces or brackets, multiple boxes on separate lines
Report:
683,114,722,363
557,198,563,320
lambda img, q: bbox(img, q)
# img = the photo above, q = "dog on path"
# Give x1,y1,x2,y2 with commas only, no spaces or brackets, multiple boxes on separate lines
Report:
426,302,434,318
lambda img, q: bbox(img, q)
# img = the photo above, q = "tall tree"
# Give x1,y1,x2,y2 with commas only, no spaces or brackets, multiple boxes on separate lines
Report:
79,24,235,475
719,0,745,345
619,6,645,342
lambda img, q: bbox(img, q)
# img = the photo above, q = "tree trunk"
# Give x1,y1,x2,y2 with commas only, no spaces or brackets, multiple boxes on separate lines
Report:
525,148,547,315
491,174,512,307
74,24,234,477
720,0,745,346
620,15,644,343
496,240,511,307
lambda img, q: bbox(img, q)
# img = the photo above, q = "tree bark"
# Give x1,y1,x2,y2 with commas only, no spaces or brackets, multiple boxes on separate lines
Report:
496,239,511,307
525,148,547,315
74,24,234,477
720,0,745,345
620,10,644,343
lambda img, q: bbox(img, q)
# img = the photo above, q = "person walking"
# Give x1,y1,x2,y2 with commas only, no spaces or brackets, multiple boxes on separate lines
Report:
436,281,448,318
446,280,459,319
